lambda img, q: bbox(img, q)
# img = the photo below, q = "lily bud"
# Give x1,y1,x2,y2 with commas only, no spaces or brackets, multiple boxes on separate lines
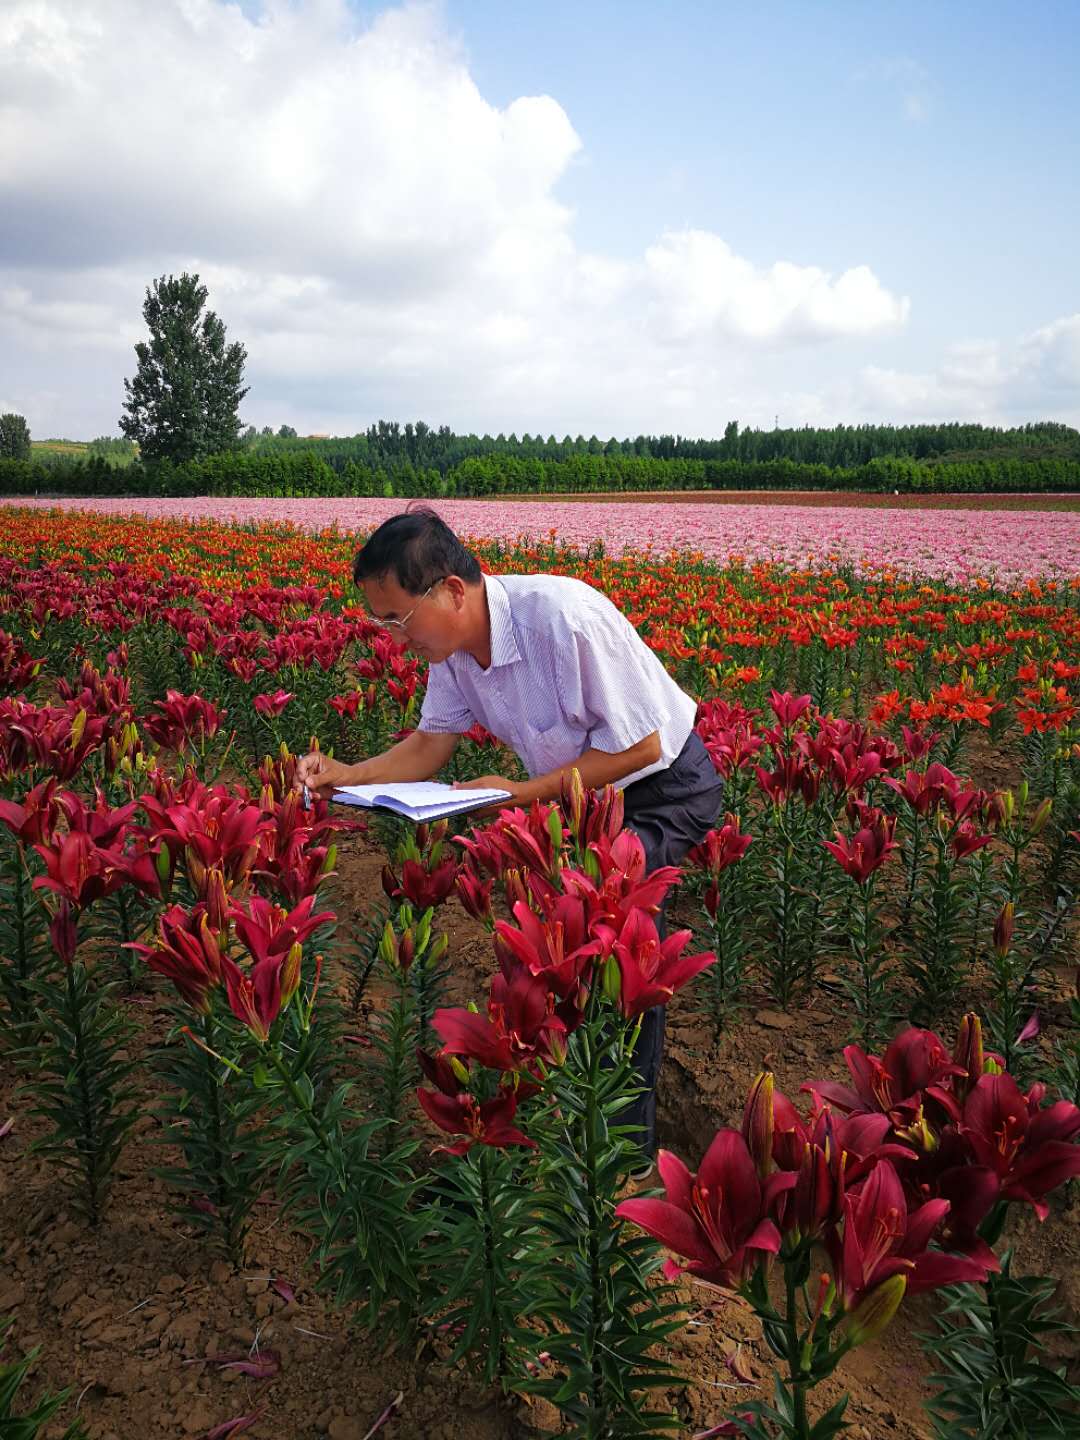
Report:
704,882,720,919
504,868,528,910
992,903,1015,958
742,1069,775,1181
567,766,586,839
155,843,174,894
547,808,563,855
70,707,88,747
427,932,449,968
399,928,415,973
281,940,303,1006
449,1056,470,1085
378,920,397,968
49,899,79,965
1029,797,1052,837
415,908,432,954
601,955,622,1003
205,868,230,932
187,848,207,895
842,1274,907,1348
952,1012,984,1096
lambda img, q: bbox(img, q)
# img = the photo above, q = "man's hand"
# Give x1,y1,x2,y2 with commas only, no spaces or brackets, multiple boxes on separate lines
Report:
451,774,524,813
294,751,356,799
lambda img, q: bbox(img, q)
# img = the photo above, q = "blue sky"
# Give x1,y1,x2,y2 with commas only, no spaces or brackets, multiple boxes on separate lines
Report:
444,0,1079,348
2,0,1078,437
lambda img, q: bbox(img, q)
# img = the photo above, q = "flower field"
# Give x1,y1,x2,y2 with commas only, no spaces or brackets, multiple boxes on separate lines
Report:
0,502,1078,1439
4,493,1080,585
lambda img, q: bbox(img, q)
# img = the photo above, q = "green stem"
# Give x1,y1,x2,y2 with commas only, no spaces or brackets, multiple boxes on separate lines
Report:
583,1024,607,1437
202,1009,242,1263
985,1274,1024,1440
478,1144,506,1381
264,1045,347,1194
902,812,922,924
784,1259,811,1439
10,847,32,1023
67,961,101,1226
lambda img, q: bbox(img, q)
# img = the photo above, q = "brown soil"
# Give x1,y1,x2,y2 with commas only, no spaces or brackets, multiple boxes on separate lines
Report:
2,836,1077,1440
479,491,1080,512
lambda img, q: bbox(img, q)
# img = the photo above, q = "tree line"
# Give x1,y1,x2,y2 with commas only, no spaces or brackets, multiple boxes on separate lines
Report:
3,448,1078,499
3,267,1077,494
237,417,1080,475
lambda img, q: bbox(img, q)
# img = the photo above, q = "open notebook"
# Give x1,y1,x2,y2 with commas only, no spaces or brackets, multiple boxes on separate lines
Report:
331,780,512,822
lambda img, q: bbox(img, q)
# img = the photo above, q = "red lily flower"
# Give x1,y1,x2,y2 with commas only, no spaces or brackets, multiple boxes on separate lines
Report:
882,763,962,816
142,690,226,751
803,1028,964,1126
605,907,716,1017
455,860,494,925
616,1130,795,1290
769,690,813,730
832,1160,988,1309
0,778,60,845
416,1085,536,1156
383,855,459,911
434,968,568,1073
220,953,282,1042
823,807,898,884
253,690,294,717
32,828,128,908
494,895,604,999
230,893,335,970
950,819,994,860
957,1072,1080,1220
127,903,223,1012
687,816,753,880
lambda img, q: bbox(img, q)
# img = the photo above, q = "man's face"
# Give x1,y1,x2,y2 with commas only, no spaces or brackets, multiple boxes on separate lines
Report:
362,574,462,662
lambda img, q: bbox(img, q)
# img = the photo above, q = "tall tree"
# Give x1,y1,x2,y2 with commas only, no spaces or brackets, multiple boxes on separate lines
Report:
120,273,248,463
0,413,31,460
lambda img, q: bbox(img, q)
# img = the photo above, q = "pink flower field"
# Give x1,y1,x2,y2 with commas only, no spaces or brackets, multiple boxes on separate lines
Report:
4,494,1078,584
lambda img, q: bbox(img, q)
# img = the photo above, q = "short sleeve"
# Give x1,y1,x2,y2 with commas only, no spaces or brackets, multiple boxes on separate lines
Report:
558,617,668,755
417,661,475,735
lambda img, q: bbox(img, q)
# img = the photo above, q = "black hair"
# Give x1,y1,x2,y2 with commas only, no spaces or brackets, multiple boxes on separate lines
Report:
352,504,482,594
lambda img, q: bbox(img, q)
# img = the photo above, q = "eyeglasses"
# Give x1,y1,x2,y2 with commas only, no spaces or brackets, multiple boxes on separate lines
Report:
379,578,444,633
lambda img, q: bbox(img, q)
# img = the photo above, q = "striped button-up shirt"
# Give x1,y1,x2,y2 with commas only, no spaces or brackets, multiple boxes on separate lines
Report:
417,573,697,787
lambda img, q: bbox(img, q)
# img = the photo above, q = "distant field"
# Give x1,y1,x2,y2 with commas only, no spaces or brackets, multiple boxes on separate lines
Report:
31,440,89,457
3,493,1078,583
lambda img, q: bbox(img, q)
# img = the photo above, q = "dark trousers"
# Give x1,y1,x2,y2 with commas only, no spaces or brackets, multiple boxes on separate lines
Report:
618,730,724,1158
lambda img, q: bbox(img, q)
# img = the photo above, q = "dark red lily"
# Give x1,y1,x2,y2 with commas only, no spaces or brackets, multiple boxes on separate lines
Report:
616,1130,795,1290
127,902,223,1012
958,1072,1080,1220
803,1028,964,1127
142,690,226,751
434,967,568,1073
494,895,604,999
0,778,60,845
832,1159,988,1309
604,907,716,1017
416,1085,536,1155
253,689,294,717
823,808,898,884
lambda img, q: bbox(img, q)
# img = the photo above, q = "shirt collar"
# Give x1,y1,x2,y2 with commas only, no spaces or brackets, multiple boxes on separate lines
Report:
485,576,521,668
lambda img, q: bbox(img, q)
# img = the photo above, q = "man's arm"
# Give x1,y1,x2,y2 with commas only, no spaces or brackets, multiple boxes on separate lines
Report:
296,729,460,797
455,730,661,806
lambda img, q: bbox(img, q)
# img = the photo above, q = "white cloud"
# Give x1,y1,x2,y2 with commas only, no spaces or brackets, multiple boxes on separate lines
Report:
0,0,914,437
844,315,1080,426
